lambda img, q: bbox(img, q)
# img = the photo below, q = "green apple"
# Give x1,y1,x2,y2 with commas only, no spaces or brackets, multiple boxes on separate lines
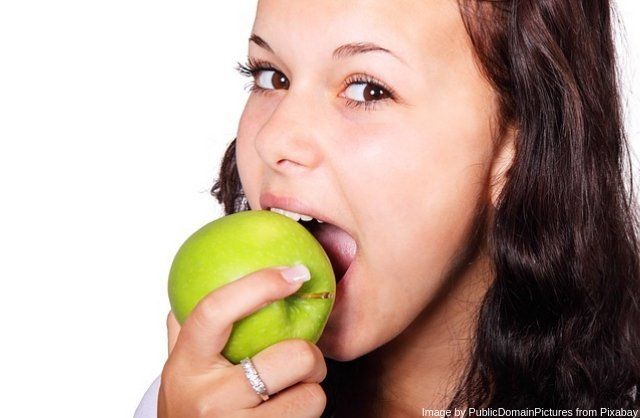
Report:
168,209,336,364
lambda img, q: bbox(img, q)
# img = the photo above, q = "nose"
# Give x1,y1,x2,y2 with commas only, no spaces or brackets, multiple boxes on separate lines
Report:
254,90,324,174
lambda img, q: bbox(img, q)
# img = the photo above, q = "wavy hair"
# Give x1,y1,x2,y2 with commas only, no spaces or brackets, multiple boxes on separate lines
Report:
211,0,640,412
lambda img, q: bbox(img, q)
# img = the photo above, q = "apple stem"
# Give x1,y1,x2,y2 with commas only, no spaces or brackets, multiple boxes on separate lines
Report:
296,292,335,299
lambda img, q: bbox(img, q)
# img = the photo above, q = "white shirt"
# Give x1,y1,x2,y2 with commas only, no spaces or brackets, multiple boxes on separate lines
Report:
134,376,161,418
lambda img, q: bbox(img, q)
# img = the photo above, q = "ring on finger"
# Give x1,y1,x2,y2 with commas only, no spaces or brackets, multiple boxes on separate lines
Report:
240,357,270,402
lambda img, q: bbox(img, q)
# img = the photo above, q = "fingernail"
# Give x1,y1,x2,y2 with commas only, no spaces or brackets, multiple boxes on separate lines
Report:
278,264,311,284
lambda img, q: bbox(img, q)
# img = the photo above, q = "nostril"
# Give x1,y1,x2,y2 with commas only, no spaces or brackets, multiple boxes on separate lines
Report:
277,159,301,168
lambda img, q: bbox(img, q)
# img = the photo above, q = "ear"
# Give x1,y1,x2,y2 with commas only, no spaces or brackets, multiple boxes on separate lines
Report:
488,126,516,208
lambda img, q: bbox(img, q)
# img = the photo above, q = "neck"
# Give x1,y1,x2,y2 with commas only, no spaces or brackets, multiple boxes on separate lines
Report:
365,250,493,416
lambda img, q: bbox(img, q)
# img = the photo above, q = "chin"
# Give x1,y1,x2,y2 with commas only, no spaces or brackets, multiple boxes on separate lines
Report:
318,339,362,362
317,322,380,362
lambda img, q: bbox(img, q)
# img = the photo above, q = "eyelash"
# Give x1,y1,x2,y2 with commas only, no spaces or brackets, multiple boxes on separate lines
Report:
235,58,396,112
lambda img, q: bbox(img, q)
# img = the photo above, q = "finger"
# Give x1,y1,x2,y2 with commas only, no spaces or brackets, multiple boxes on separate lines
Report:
248,383,327,418
172,264,310,368
215,339,327,410
167,311,180,355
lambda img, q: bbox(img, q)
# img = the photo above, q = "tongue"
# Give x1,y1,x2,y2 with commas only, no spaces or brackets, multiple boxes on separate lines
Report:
309,223,357,280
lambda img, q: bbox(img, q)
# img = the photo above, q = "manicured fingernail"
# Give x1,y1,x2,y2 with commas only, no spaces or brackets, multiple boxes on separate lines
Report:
278,264,311,284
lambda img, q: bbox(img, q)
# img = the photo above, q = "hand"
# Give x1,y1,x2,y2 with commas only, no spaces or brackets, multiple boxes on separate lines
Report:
158,266,328,418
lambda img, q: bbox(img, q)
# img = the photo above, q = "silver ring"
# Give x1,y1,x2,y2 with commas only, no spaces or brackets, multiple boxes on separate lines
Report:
240,357,270,401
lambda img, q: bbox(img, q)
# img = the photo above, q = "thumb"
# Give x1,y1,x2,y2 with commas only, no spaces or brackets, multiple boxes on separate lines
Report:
172,265,308,367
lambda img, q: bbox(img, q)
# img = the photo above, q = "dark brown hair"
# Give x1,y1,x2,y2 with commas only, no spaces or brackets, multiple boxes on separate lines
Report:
211,0,640,411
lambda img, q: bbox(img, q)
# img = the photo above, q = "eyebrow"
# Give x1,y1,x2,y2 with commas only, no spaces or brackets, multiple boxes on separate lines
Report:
249,34,405,64
249,34,273,53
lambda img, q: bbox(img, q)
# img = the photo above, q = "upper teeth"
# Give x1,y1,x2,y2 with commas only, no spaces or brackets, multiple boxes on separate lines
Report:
270,207,323,223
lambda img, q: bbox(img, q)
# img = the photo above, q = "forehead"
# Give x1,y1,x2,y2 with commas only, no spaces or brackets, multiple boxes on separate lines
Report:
253,0,466,66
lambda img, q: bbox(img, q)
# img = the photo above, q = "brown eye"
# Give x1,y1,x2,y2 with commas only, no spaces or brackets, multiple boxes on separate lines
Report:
255,69,289,90
344,82,390,102
364,84,389,101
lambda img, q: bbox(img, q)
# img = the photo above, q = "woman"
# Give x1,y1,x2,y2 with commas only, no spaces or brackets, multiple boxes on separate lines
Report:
136,0,640,416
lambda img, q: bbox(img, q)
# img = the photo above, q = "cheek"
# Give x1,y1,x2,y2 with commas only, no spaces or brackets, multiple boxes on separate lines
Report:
341,106,493,281
323,112,494,356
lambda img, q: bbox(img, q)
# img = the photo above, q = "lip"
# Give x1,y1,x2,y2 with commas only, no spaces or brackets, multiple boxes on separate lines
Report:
336,250,358,291
322,250,360,332
259,191,357,240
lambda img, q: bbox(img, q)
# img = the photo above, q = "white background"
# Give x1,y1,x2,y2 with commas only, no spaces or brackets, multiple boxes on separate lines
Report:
0,2,638,417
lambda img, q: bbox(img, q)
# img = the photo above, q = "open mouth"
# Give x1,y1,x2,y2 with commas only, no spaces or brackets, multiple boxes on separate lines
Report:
268,207,357,283
300,219,357,283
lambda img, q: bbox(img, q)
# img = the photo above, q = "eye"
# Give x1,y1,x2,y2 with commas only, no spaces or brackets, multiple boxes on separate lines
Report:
343,82,391,102
255,69,290,90
235,59,290,92
236,59,396,111
340,74,395,111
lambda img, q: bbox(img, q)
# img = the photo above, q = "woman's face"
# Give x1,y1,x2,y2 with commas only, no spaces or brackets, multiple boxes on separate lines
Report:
236,0,503,361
